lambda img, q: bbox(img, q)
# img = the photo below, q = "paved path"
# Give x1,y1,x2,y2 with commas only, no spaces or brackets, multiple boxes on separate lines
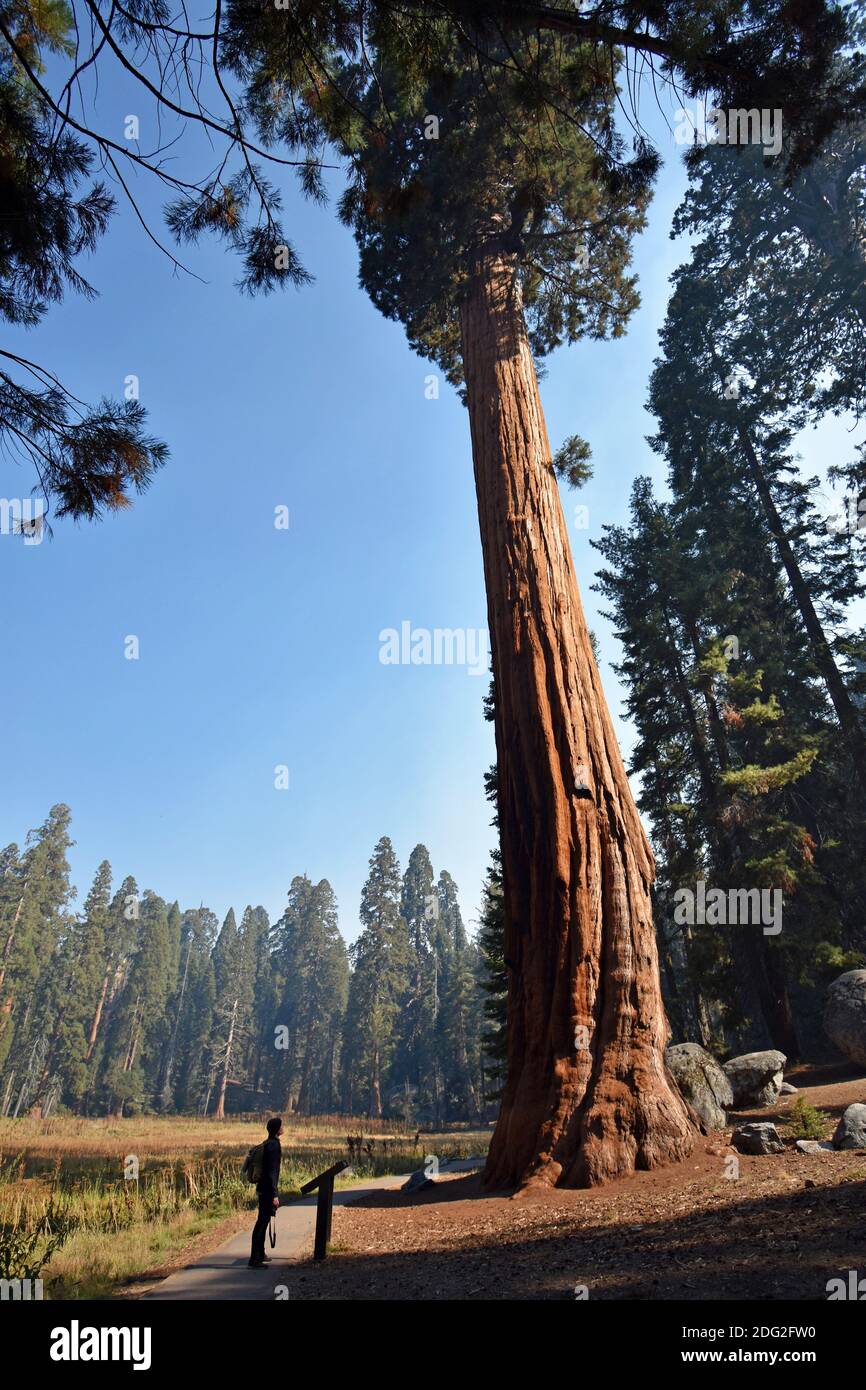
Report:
144,1174,412,1301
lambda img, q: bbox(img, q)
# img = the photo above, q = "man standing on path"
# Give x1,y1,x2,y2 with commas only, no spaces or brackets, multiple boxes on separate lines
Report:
249,1115,282,1268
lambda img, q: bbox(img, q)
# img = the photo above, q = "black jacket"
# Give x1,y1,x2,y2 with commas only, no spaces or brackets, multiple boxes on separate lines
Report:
257,1137,281,1196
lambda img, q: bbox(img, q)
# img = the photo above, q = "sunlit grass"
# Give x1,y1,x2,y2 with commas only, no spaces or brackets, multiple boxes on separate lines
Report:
0,1114,490,1298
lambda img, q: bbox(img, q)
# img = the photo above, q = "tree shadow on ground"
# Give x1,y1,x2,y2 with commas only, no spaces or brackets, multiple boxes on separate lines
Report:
288,1172,866,1300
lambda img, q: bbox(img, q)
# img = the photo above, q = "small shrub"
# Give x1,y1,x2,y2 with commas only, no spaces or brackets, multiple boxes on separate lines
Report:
784,1097,828,1140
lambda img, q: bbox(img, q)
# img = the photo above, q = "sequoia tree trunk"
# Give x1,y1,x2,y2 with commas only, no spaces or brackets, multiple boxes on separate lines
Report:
459,242,696,1189
86,970,110,1061
214,996,238,1120
369,1048,383,1120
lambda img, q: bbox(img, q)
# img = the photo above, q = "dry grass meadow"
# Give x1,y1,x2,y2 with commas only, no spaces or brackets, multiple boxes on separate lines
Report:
0,1113,489,1298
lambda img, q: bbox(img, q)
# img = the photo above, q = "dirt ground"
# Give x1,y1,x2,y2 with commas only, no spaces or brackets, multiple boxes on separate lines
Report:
288,1064,866,1300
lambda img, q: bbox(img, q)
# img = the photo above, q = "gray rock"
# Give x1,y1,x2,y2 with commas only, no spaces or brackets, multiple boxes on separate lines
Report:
794,1139,833,1154
832,1102,866,1151
402,1169,436,1193
723,1050,787,1107
824,970,866,1067
780,1082,798,1095
666,1042,733,1130
732,1122,785,1155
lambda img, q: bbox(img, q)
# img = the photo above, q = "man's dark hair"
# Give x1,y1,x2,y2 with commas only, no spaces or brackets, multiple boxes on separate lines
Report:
267,1116,283,1138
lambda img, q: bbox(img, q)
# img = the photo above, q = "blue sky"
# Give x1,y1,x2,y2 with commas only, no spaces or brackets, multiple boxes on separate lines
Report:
3,62,846,941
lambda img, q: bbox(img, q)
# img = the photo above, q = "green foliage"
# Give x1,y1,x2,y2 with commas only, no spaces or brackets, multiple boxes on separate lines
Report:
268,877,347,1114
589,29,866,1053
594,76,866,1050
476,848,507,1100
553,435,593,488
342,838,410,1117
477,684,507,1100
0,1200,75,1281
0,805,490,1125
720,744,820,797
784,1097,830,1140
594,458,864,1052
227,4,658,388
0,10,168,524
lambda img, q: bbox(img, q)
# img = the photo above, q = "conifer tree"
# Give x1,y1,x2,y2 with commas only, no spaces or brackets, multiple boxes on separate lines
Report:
208,907,254,1118
0,842,24,1085
269,877,349,1113
392,844,437,1119
37,859,113,1108
442,932,481,1121
436,871,465,953
100,891,172,1116
244,906,275,1102
295,883,347,1112
596,463,864,1055
344,838,410,1119
475,690,508,1103
650,245,866,800
84,875,140,1083
172,908,219,1113
270,875,315,1112
0,805,75,1095
477,845,507,1102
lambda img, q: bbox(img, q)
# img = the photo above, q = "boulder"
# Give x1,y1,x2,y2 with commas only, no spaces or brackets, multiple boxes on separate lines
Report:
832,1102,866,1151
723,1050,787,1107
665,1042,733,1130
824,970,866,1067
794,1139,833,1154
731,1122,785,1155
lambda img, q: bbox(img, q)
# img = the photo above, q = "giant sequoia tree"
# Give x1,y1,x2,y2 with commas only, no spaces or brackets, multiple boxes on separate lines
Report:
225,15,707,1186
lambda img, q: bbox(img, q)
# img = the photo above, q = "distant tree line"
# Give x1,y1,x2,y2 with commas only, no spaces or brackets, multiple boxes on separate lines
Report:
0,805,506,1123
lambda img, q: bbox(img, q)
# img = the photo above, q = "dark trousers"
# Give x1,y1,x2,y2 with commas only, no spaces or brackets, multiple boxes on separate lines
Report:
250,1190,274,1263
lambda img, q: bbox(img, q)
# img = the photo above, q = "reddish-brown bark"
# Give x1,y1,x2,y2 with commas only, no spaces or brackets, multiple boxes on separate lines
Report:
459,243,697,1188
